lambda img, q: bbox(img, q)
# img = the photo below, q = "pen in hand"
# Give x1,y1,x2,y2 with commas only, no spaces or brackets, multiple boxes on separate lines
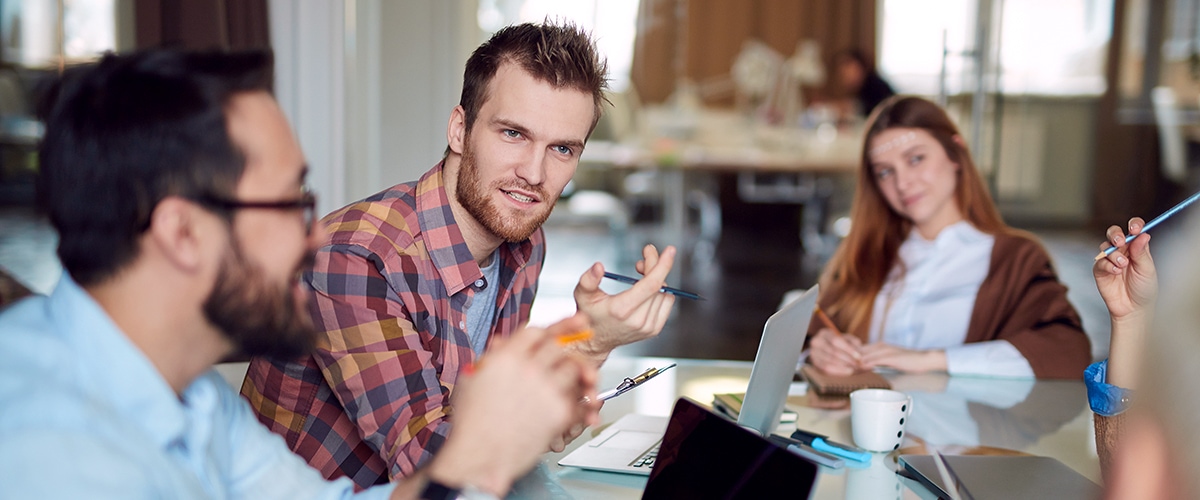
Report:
1094,189,1200,260
584,363,677,402
464,329,593,374
602,272,705,301
556,329,594,346
814,306,841,334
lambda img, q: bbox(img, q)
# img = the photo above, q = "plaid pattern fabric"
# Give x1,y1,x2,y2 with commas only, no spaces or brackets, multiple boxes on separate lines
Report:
241,162,544,489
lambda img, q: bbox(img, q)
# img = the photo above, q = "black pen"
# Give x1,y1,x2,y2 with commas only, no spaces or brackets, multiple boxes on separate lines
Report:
767,435,845,469
602,272,705,301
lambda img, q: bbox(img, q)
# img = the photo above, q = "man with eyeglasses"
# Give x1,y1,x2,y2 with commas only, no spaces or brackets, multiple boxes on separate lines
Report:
0,49,598,499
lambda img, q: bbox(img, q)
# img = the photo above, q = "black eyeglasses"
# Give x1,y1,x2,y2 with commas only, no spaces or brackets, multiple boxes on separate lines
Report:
198,188,318,235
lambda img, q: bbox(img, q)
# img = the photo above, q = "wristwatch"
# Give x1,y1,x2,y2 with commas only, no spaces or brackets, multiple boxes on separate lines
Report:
420,480,499,500
419,479,460,500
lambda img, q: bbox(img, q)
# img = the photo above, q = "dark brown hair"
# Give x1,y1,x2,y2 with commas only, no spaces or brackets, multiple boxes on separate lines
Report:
38,49,273,285
459,21,610,135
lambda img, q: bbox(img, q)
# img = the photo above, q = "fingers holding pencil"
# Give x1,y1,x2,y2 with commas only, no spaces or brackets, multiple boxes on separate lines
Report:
808,307,863,376
1095,217,1149,275
1093,217,1157,321
1094,189,1200,260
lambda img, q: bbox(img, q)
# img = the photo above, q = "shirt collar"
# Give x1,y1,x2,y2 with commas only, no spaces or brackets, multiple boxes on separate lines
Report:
414,161,534,295
48,275,191,449
907,220,989,248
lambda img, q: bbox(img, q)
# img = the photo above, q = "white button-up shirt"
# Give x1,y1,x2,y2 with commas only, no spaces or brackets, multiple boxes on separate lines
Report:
869,221,1034,378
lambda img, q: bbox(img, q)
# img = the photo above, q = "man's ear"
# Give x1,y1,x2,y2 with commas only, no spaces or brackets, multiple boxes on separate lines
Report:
447,105,467,155
145,197,215,274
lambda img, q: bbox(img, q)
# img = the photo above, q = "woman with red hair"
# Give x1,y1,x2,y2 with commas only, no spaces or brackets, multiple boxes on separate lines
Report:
807,96,1090,379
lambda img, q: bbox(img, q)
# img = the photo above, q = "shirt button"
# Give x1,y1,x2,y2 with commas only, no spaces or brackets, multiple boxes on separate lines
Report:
459,321,465,328
474,278,486,289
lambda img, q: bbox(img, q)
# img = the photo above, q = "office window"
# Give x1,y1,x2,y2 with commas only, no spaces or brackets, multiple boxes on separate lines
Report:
477,0,640,92
879,0,1112,96
2,0,115,67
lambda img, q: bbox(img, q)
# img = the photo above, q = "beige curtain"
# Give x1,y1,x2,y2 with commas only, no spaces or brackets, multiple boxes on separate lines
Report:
632,0,876,106
135,0,270,51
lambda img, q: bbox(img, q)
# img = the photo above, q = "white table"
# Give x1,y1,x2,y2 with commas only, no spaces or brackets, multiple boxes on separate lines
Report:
530,356,1098,499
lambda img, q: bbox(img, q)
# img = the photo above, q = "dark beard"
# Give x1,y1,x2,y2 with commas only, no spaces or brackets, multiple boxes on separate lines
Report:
202,239,316,360
455,136,556,243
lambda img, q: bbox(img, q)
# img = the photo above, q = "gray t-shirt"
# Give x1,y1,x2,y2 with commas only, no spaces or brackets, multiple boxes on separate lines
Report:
465,253,501,357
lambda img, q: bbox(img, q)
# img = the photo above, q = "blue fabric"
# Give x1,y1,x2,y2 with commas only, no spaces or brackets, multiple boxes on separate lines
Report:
0,276,396,499
1085,359,1134,417
466,252,502,357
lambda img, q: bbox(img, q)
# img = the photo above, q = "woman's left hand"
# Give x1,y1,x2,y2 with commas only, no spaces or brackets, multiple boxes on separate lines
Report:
859,343,947,373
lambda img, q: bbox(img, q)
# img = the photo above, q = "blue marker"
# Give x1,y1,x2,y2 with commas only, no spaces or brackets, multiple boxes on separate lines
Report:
791,429,872,464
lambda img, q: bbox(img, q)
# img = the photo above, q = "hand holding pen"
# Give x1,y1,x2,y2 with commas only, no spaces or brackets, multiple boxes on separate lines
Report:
807,306,863,376
597,364,677,401
572,245,679,361
1093,217,1158,390
1094,189,1200,260
1094,217,1158,321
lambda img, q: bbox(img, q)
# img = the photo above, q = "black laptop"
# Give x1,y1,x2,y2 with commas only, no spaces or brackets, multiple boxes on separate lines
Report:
641,398,819,500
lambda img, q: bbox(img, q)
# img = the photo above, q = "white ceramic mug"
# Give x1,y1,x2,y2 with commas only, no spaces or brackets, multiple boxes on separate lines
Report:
849,388,913,452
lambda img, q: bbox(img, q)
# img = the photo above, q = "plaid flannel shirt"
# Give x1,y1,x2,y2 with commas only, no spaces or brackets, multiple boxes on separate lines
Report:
241,162,543,488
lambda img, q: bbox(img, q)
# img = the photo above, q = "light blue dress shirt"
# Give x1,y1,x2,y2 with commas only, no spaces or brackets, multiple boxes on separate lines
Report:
0,276,396,499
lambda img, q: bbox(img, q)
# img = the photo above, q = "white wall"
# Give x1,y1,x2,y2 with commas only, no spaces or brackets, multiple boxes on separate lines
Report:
346,0,479,203
269,0,479,214
268,0,346,215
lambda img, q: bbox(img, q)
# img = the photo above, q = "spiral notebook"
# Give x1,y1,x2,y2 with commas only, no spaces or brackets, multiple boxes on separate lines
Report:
799,364,890,396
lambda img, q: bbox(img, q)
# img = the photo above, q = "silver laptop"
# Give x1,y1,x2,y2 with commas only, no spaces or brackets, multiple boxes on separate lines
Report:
557,286,818,475
556,412,668,475
737,285,817,435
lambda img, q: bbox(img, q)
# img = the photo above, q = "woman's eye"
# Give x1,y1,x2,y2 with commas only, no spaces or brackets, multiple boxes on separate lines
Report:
908,154,924,165
875,168,893,180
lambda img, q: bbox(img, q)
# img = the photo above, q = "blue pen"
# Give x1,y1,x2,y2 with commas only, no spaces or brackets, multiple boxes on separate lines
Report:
791,429,872,463
602,272,705,300
1095,189,1200,260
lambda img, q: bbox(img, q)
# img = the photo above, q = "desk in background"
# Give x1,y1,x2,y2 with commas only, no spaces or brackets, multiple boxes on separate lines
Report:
540,356,1097,500
580,108,863,275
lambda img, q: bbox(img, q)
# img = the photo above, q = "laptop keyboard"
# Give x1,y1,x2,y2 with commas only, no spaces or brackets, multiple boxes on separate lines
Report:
629,441,662,469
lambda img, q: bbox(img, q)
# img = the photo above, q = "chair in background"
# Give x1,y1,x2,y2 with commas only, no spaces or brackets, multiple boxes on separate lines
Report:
1151,86,1192,184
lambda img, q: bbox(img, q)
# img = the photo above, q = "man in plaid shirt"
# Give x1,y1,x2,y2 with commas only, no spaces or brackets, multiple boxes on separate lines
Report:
242,21,678,488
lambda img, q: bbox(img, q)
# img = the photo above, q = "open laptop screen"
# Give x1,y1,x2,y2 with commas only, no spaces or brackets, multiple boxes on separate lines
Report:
642,398,818,499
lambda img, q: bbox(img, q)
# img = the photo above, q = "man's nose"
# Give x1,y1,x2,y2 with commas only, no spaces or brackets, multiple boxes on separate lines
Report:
514,146,547,186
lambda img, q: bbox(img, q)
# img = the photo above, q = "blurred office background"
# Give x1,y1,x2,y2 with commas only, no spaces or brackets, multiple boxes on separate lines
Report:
0,0,1195,363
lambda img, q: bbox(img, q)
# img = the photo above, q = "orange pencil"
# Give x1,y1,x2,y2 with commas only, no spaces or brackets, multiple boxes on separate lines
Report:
814,307,841,334
465,329,593,375
556,329,594,346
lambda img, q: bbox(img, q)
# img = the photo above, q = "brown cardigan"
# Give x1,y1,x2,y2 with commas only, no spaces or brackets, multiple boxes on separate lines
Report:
809,231,1091,379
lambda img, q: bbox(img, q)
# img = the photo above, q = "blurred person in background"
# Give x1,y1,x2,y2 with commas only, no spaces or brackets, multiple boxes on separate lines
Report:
805,96,1090,379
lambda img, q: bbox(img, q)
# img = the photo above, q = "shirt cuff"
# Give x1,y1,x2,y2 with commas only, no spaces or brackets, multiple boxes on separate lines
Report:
1085,359,1134,417
944,340,1035,378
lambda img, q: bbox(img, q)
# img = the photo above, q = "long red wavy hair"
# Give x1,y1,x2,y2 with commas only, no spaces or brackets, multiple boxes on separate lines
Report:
820,96,1009,336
